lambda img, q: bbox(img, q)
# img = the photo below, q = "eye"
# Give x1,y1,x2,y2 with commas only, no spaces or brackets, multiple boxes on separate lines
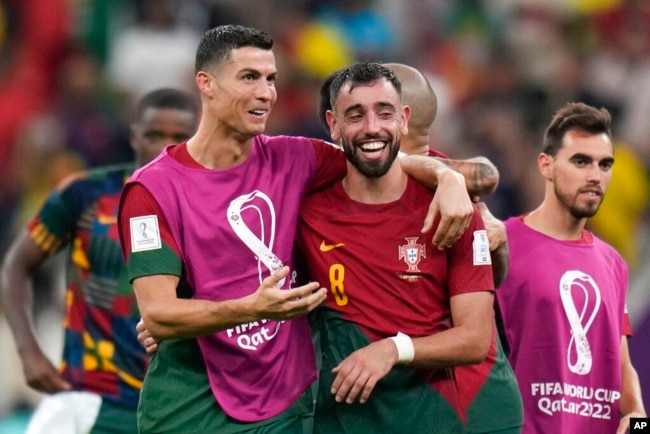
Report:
600,160,613,171
144,131,164,141
573,158,588,167
243,73,256,82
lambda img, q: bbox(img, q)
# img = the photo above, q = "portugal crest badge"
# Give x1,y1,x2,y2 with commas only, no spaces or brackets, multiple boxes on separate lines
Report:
398,237,426,272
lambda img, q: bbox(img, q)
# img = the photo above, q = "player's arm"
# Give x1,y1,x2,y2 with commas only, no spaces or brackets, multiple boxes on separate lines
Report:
329,291,494,404
399,154,474,248
433,156,499,199
0,230,72,394
120,183,327,341
616,336,646,434
132,268,326,340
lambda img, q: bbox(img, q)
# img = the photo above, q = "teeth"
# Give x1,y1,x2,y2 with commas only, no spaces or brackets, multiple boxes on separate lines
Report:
251,110,265,115
359,142,385,151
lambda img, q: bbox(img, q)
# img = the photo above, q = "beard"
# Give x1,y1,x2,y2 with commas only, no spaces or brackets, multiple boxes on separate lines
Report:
554,184,604,219
341,135,401,179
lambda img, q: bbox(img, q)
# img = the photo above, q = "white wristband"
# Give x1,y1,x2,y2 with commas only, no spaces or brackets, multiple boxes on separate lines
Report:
389,332,414,364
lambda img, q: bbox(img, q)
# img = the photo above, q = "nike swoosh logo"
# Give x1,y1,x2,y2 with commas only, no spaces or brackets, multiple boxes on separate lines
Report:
320,241,345,252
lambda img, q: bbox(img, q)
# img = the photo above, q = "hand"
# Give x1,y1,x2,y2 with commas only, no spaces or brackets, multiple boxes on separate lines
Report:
422,169,473,249
617,411,647,434
249,266,327,320
20,348,72,394
330,339,398,404
475,202,506,251
137,319,159,354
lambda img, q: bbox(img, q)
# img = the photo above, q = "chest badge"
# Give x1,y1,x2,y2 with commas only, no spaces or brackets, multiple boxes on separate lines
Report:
398,237,426,272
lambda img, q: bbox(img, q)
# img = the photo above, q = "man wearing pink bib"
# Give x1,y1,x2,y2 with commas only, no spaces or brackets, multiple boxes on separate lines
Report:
496,102,646,433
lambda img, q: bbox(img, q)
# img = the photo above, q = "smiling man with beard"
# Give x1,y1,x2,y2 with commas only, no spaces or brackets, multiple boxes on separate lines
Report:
296,62,497,433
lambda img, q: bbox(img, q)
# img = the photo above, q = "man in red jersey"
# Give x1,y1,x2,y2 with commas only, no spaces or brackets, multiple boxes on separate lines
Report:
296,61,504,433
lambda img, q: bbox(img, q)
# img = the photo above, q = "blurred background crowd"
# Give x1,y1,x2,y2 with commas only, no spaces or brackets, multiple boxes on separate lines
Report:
1,0,650,431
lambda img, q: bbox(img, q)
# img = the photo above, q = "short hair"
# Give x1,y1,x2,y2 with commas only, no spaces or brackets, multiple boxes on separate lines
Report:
317,68,341,134
195,24,274,74
543,102,612,156
136,88,199,120
328,62,402,114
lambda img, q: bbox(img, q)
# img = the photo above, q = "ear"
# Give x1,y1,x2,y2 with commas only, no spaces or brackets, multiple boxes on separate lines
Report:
129,123,138,151
401,105,411,135
196,71,212,95
538,153,553,180
326,110,339,142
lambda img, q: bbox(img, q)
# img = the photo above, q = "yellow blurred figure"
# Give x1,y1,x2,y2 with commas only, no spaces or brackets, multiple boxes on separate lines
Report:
589,142,650,269
294,22,353,79
569,0,621,14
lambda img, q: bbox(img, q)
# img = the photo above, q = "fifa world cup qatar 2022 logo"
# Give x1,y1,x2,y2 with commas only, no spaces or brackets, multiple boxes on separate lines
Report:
559,270,602,375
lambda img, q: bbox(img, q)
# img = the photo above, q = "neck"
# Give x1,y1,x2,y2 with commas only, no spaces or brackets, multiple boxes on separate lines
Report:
342,162,407,204
401,141,430,156
523,200,587,240
186,123,253,169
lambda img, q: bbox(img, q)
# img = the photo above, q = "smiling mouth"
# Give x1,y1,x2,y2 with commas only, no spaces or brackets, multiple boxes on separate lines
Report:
248,109,267,117
358,141,387,155
580,190,602,198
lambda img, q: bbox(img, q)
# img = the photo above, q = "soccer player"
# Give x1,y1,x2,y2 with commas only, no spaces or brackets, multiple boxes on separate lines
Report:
297,61,497,433
0,88,199,433
496,102,646,433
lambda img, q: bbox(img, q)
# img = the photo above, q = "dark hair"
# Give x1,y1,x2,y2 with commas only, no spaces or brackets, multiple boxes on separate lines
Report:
195,24,274,74
136,88,199,120
543,102,612,156
317,68,341,134
328,62,402,113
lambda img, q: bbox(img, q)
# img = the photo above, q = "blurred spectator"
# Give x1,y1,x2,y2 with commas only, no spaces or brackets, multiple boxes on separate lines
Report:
0,0,70,253
105,0,201,117
312,0,396,60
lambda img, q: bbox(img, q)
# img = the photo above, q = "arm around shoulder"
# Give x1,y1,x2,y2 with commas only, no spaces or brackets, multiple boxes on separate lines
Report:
433,156,499,198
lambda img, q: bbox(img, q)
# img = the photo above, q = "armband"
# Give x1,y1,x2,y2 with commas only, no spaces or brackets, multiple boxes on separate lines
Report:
389,332,414,364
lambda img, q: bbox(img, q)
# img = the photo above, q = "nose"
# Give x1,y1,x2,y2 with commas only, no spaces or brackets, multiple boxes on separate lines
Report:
363,113,382,135
256,81,275,102
586,162,602,183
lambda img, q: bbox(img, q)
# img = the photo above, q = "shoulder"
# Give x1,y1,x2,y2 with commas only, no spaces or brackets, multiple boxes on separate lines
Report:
591,232,627,263
256,134,317,157
60,163,134,196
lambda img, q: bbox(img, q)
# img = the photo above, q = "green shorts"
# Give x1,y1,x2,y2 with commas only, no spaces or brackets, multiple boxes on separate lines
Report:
138,338,314,434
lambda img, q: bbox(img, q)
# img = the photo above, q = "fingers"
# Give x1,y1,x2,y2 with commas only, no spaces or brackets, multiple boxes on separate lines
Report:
263,266,290,288
283,285,327,317
137,318,160,354
476,202,507,251
431,211,471,249
421,200,438,234
29,371,72,394
331,365,371,404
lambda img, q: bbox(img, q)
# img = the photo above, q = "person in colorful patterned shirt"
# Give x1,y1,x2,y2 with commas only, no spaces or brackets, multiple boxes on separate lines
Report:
296,61,498,433
119,24,480,434
0,88,199,433
496,102,646,433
